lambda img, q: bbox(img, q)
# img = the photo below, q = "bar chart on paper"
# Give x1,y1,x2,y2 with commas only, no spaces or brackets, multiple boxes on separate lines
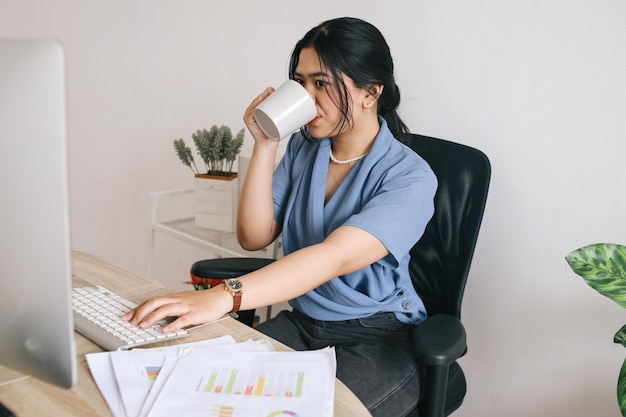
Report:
147,348,336,417
200,369,305,397
210,405,300,417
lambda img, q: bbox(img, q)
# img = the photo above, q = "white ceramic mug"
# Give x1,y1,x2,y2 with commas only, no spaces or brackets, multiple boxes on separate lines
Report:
253,80,316,141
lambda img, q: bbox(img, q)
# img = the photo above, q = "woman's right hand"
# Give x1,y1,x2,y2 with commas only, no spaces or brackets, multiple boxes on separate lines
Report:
243,87,276,143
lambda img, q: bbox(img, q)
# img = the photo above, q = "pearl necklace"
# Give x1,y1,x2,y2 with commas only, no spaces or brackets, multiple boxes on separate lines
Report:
329,149,369,165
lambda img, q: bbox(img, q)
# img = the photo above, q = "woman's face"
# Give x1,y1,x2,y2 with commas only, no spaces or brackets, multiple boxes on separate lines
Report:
293,47,359,139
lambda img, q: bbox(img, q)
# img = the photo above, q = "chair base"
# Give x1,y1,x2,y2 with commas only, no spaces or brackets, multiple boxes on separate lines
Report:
413,362,466,417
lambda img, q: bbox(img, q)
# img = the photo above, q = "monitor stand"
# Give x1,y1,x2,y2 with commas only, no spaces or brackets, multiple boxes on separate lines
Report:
0,401,16,417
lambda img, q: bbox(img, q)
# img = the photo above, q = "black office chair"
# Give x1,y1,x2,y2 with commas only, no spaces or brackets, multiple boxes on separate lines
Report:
190,133,491,417
405,134,490,417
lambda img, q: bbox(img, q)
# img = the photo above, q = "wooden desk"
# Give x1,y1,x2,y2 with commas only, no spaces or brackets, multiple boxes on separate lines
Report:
0,251,371,417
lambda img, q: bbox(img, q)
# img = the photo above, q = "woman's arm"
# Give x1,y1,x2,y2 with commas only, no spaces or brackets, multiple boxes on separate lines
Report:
236,87,282,250
123,225,389,333
237,225,388,309
237,140,281,250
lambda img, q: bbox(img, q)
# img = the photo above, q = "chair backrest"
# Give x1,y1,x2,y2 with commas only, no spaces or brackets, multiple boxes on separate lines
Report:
407,134,491,319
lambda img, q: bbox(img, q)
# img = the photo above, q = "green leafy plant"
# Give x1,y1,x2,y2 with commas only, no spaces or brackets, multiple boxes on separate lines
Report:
565,243,626,416
174,125,244,177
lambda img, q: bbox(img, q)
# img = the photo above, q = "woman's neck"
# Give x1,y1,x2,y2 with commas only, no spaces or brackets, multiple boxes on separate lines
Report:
330,115,380,160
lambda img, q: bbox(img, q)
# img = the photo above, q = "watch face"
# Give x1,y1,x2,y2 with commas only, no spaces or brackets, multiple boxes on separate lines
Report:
227,279,242,291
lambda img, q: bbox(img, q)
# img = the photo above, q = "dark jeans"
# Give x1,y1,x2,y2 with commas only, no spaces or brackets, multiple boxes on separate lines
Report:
255,309,420,417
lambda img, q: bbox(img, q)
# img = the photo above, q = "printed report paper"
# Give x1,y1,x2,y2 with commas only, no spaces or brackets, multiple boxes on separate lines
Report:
86,337,336,417
145,347,336,417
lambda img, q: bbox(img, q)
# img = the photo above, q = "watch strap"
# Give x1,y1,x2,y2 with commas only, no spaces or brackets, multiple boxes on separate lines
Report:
231,291,242,313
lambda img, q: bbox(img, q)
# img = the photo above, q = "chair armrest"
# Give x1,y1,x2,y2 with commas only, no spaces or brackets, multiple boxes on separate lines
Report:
412,314,467,367
191,257,275,279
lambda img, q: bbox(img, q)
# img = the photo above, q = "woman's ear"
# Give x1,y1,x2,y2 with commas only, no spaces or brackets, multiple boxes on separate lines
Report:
364,84,384,109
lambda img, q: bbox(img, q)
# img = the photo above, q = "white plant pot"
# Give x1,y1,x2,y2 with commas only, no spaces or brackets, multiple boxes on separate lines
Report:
194,174,238,232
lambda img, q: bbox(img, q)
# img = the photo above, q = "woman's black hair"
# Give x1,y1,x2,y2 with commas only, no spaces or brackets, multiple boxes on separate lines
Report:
289,17,410,143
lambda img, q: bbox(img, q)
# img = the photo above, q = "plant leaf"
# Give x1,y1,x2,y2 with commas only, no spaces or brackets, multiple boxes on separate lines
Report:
618,357,626,416
565,243,626,308
616,325,626,348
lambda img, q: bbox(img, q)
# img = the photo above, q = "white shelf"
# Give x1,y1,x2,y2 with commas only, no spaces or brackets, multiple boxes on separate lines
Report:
153,218,275,259
148,188,280,277
148,187,286,322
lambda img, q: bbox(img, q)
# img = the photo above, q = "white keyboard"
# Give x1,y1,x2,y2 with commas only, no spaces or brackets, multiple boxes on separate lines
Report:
72,286,188,351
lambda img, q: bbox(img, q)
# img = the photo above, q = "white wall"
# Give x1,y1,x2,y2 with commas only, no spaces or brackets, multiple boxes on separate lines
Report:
2,1,625,415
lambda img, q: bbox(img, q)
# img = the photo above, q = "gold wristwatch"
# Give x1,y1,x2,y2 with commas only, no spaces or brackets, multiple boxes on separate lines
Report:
223,279,243,313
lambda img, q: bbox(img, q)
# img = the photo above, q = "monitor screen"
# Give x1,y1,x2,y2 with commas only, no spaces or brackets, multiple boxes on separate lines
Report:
0,39,76,388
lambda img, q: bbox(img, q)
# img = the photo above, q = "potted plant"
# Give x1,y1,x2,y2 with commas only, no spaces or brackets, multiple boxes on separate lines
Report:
174,125,244,232
565,243,626,416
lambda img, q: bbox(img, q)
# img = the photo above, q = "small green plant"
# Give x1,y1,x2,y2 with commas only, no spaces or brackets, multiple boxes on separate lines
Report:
565,243,626,416
174,125,244,177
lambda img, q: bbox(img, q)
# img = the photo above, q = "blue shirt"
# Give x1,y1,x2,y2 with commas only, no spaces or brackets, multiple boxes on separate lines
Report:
272,118,437,324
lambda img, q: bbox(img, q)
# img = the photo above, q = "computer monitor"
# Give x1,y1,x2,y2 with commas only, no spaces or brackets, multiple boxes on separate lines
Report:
0,39,77,388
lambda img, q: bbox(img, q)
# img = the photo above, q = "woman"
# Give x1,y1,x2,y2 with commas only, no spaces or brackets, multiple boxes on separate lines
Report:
125,17,437,416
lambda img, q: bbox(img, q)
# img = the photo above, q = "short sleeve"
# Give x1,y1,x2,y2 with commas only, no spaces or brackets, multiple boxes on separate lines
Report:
344,156,437,268
272,133,315,224
272,149,292,225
